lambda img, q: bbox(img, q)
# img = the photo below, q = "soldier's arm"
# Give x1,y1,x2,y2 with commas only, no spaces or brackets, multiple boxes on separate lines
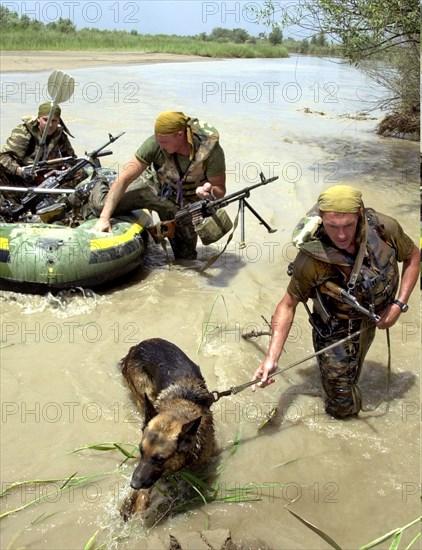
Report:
197,143,226,199
197,173,226,199
92,155,148,232
252,292,300,390
377,243,420,329
0,124,32,175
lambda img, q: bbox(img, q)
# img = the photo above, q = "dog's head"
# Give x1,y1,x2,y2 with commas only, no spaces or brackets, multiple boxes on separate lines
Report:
130,394,202,490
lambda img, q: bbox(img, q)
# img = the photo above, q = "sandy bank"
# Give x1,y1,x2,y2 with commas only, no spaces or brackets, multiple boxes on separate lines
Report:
0,50,214,73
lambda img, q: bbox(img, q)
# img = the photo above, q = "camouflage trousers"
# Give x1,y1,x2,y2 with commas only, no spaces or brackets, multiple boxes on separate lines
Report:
312,315,376,418
88,168,198,260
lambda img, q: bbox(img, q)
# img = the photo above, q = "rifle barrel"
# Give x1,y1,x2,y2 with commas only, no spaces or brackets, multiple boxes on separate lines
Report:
213,175,279,207
0,186,75,194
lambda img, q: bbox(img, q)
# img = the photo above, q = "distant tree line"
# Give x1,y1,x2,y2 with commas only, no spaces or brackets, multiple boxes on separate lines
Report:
0,5,339,56
0,6,76,33
195,26,336,53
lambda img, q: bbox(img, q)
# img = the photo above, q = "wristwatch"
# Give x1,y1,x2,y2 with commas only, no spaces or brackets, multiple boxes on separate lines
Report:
393,299,409,313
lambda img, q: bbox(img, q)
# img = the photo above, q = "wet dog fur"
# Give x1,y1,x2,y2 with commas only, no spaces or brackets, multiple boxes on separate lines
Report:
119,338,215,520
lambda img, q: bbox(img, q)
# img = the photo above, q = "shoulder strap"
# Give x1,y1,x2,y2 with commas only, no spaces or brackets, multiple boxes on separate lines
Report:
348,216,368,291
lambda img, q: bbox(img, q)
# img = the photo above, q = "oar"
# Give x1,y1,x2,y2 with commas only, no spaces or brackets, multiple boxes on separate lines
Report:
31,70,75,173
0,186,75,195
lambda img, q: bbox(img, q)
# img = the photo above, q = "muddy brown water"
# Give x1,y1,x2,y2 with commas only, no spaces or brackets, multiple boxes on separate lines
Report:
0,56,420,549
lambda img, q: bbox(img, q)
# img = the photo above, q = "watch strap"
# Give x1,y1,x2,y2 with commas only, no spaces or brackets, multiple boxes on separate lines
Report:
393,299,408,312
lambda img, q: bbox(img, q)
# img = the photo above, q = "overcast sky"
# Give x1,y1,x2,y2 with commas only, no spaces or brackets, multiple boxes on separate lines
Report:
0,0,296,36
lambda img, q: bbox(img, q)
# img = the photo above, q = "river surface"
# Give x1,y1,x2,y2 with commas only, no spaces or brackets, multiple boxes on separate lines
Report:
0,56,420,549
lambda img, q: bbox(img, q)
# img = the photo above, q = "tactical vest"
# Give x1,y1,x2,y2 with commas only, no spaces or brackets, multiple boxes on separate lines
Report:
293,209,399,318
155,119,220,206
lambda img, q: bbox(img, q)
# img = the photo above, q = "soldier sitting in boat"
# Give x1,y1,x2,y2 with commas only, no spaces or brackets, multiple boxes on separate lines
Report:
0,103,83,219
90,111,227,260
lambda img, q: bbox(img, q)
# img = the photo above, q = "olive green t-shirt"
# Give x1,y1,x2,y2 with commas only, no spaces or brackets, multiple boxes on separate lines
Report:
287,211,415,302
135,135,225,179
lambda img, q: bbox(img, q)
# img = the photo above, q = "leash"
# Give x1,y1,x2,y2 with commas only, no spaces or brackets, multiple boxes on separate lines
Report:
210,325,374,403
356,327,391,413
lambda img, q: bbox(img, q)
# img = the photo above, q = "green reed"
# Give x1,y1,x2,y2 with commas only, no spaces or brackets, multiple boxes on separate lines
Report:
1,30,289,58
285,508,421,550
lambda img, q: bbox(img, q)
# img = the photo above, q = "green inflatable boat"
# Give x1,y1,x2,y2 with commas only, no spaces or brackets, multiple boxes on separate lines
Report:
0,211,152,292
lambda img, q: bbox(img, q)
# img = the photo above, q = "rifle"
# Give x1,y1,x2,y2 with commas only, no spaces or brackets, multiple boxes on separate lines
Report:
320,281,381,322
21,156,76,184
11,132,125,220
157,172,278,245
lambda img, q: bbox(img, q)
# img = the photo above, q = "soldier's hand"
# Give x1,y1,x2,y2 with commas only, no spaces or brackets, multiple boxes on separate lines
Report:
196,182,214,199
20,166,35,183
93,217,112,233
376,303,402,330
251,359,277,392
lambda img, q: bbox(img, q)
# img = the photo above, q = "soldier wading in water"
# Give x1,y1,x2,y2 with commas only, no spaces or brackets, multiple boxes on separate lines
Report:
252,185,419,419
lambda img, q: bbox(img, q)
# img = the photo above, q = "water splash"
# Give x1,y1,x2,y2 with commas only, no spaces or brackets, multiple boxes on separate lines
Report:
0,287,108,318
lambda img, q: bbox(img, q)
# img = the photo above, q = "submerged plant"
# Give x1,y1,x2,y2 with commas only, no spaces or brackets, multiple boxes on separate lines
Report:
285,506,421,550
0,471,113,520
359,517,421,550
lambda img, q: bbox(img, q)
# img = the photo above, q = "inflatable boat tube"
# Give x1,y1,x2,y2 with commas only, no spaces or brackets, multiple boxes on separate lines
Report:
0,210,152,292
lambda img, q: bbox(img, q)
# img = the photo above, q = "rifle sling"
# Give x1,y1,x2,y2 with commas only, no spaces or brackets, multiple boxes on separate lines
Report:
173,154,194,207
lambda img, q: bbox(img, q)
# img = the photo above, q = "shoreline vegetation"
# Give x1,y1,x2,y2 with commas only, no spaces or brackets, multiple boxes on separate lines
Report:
0,6,340,60
0,34,339,60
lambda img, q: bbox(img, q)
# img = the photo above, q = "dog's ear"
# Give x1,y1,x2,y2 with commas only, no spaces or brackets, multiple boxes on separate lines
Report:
143,393,158,425
177,416,202,451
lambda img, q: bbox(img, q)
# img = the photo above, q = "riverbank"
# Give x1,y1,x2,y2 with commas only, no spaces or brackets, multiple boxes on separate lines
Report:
0,50,214,73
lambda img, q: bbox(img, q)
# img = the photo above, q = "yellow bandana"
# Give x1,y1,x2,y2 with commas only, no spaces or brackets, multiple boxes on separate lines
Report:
154,111,194,159
318,185,362,213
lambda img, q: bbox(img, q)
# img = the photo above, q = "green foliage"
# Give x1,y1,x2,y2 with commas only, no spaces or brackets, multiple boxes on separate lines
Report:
268,26,283,45
47,17,76,33
0,5,20,27
206,27,252,44
310,32,328,47
0,28,289,58
260,0,419,62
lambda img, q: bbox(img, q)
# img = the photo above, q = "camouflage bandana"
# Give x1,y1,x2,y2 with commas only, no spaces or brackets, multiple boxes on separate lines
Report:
38,102,61,118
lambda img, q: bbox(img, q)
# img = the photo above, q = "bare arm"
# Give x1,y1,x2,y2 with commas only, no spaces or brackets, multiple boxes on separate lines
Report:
93,155,148,232
377,243,420,329
252,292,300,391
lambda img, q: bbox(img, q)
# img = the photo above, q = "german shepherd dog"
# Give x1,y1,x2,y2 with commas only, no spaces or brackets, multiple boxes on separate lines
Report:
119,338,216,520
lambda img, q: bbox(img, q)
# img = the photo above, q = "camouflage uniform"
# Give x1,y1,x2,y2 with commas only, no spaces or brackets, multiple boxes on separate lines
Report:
89,119,225,260
0,115,76,212
0,115,76,187
288,208,415,418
